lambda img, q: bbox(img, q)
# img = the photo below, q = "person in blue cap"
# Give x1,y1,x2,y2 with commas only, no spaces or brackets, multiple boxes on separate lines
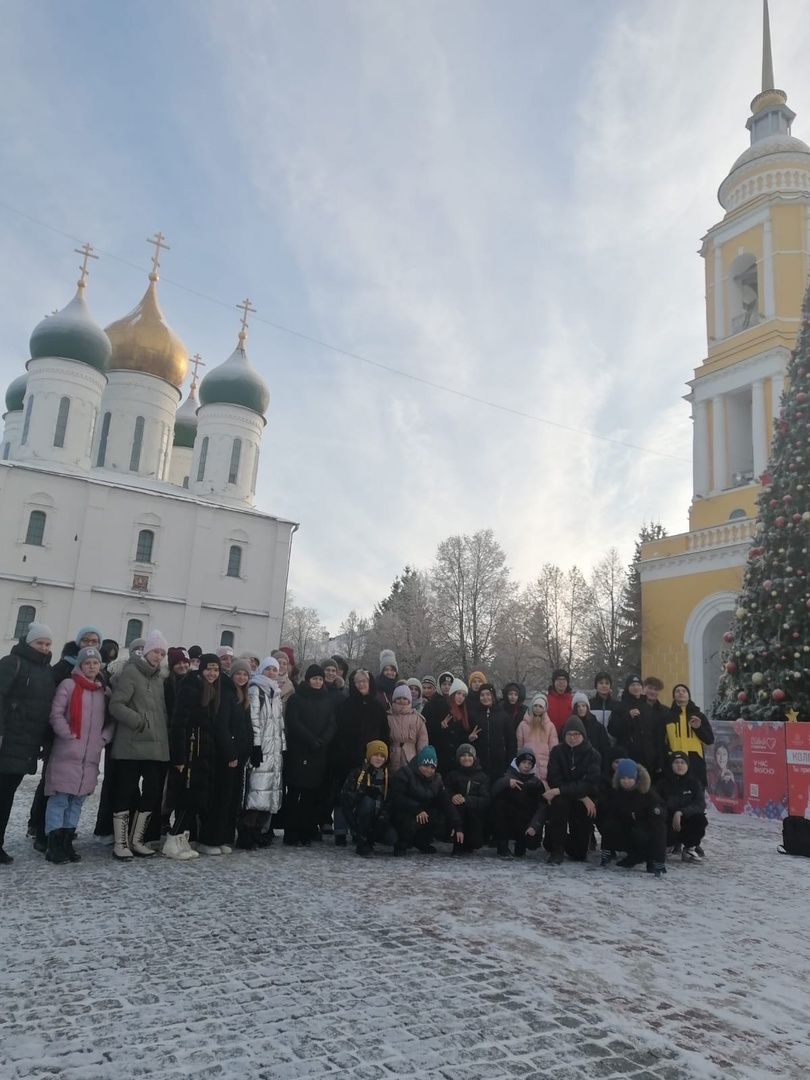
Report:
599,757,668,877
390,744,462,856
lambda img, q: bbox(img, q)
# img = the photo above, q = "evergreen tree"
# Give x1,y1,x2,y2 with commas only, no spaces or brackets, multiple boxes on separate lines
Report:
715,281,810,721
619,522,667,677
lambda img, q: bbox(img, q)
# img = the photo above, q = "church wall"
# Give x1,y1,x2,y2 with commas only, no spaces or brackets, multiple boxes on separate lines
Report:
0,462,294,655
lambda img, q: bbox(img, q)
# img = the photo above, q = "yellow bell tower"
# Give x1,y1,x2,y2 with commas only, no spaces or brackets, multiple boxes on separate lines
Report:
640,0,810,709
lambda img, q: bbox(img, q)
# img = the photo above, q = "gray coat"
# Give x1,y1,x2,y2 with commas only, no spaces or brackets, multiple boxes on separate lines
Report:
109,655,170,762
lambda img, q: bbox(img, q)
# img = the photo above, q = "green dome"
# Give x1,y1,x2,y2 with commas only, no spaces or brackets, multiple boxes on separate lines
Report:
173,387,198,448
29,288,111,373
199,344,269,415
5,372,28,413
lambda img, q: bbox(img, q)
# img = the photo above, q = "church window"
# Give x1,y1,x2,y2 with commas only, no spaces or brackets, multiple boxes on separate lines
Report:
96,412,111,467
13,605,36,640
197,436,209,482
220,630,235,648
21,396,33,445
182,476,189,489
125,619,144,646
135,529,155,563
226,545,242,578
53,396,71,448
25,510,46,546
130,416,145,472
3,443,10,460
728,508,747,521
228,438,242,485
729,254,759,335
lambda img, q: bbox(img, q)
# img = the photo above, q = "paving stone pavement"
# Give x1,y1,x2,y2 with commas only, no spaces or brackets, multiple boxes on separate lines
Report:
2,778,808,1080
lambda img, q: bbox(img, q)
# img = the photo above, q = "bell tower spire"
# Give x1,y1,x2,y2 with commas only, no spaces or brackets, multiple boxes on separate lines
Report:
747,0,795,144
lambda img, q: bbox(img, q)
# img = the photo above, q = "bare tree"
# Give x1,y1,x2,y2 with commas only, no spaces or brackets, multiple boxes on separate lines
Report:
280,604,329,668
583,548,627,677
431,529,516,675
489,590,548,689
364,568,439,676
528,565,592,684
331,610,370,666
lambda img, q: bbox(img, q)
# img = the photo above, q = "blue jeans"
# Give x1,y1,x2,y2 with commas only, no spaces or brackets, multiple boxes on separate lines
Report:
356,796,397,846
46,792,86,834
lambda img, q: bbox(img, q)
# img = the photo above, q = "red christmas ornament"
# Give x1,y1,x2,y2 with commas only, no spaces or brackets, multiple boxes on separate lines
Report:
725,661,737,674
772,689,786,702
737,692,748,703
794,514,803,523
763,580,774,590
723,631,734,643
797,392,807,404
776,517,787,526
770,499,779,508
784,495,793,504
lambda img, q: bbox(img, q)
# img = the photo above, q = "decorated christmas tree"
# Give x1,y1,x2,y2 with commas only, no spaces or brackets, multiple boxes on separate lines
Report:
714,276,810,722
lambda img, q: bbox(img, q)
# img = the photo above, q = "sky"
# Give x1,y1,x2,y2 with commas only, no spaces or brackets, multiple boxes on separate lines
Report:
1,0,809,631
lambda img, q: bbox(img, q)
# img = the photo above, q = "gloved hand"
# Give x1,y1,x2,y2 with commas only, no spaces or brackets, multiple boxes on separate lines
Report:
249,746,263,769
649,861,667,879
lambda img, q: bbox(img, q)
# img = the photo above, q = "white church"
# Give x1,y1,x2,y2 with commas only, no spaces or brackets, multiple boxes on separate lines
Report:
0,236,296,653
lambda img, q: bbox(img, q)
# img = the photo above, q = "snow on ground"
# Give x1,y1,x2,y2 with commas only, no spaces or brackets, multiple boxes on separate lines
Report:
1,777,809,1080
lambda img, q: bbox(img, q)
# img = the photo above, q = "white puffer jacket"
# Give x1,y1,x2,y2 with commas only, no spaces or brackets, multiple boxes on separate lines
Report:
244,679,286,813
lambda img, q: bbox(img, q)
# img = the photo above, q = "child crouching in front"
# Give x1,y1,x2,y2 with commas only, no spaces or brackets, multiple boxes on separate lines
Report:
490,749,543,859
444,743,491,855
341,740,397,857
45,646,114,864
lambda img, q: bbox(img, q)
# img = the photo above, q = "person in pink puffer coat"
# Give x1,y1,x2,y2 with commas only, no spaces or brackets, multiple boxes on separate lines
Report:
387,685,428,773
44,647,114,864
516,693,558,783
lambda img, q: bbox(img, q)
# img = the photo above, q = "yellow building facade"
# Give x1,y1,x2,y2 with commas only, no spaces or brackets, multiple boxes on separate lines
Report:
640,3,810,709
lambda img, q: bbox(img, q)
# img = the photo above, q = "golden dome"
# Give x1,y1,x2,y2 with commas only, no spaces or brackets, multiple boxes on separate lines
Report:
105,274,189,389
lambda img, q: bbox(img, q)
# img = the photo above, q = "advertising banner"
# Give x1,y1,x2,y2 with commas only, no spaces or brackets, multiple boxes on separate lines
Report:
705,720,788,819
706,720,745,814
785,724,810,818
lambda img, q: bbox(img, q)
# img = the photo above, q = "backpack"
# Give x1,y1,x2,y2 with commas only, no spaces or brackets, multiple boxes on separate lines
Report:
778,816,810,858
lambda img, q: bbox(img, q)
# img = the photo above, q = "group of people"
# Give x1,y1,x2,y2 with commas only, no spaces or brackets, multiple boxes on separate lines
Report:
0,625,714,877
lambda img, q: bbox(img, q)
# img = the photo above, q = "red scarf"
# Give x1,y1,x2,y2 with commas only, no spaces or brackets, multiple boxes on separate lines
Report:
69,672,103,739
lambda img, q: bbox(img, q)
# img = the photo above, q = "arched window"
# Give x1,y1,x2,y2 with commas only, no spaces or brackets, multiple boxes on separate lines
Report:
96,412,112,467
226,545,242,578
135,529,154,563
53,396,71,448
125,619,144,646
21,396,33,445
729,253,759,335
129,416,145,472
3,442,10,461
25,510,46,546
228,438,242,485
182,476,189,489
220,630,235,648
728,508,747,521
13,604,37,640
196,436,209,482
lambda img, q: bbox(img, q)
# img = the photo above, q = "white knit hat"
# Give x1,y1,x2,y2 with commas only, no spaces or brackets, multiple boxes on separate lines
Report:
142,629,169,655
448,677,468,697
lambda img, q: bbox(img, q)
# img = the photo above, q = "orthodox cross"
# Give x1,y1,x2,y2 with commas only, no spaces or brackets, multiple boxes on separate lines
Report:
74,242,98,288
147,231,170,276
189,353,206,390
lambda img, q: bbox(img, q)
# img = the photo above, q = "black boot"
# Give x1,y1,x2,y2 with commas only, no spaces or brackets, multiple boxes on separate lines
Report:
334,834,348,847
64,828,82,863
0,846,13,865
514,839,527,858
33,832,48,854
496,842,512,859
236,827,257,851
46,830,69,865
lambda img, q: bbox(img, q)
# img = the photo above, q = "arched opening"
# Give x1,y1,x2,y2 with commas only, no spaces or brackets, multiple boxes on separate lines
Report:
25,510,46,546
220,630,235,648
96,412,112,467
125,618,144,647
53,396,71,448
228,438,242,485
702,610,735,709
135,529,155,563
728,508,747,521
196,436,209,482
21,396,33,445
729,253,759,335
226,545,242,578
13,604,36,640
129,416,145,472
684,592,737,710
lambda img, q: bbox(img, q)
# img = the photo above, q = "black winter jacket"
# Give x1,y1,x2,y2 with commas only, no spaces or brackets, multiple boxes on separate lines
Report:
608,694,666,777
168,672,225,810
491,762,543,812
471,706,517,782
655,770,707,819
284,682,337,788
581,711,613,781
0,641,56,775
547,739,601,801
588,691,619,729
331,679,389,784
220,676,254,761
390,758,461,829
341,763,393,824
601,765,667,832
444,762,491,814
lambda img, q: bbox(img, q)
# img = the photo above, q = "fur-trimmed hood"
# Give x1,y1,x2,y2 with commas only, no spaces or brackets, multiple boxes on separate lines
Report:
612,762,651,794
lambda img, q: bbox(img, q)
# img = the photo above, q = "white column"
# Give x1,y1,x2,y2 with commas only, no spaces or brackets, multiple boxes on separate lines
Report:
713,242,724,341
771,373,785,420
712,396,727,492
693,399,710,496
752,378,767,478
762,216,775,318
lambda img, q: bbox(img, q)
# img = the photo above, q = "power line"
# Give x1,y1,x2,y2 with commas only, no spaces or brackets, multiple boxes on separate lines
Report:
0,198,690,463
